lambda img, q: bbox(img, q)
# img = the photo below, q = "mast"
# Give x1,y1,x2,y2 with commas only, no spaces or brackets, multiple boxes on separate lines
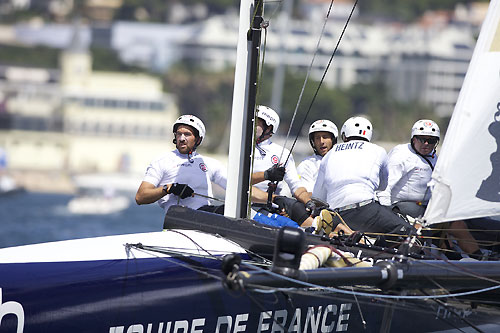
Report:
225,0,264,218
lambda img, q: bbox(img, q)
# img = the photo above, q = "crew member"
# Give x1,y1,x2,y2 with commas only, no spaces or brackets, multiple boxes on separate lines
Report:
313,116,414,235
251,105,315,225
378,119,481,257
135,115,227,212
297,119,338,193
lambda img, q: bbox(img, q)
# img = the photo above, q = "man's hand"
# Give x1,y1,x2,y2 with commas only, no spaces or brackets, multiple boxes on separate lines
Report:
168,183,194,199
273,195,287,210
264,165,285,182
305,200,316,215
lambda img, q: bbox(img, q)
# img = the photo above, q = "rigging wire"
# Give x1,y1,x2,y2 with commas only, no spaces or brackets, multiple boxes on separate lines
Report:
284,0,359,165
278,0,337,162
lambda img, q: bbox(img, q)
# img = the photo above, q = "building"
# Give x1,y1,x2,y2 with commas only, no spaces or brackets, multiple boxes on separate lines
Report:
0,25,178,176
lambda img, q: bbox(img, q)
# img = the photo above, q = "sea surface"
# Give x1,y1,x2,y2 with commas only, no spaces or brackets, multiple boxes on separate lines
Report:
0,191,165,248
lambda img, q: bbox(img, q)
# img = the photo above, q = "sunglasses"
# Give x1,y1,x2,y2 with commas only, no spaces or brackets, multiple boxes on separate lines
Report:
415,136,439,145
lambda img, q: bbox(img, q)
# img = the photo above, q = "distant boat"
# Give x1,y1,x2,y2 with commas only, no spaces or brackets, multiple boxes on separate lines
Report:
67,172,137,214
0,174,25,196
71,172,143,195
67,194,129,215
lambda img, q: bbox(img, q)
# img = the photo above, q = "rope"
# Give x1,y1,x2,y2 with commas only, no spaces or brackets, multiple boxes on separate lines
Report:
278,0,337,162
284,0,359,165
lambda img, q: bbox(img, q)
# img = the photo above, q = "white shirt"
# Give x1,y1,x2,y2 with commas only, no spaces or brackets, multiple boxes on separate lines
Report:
142,150,227,212
297,154,322,193
313,140,388,209
377,143,436,206
253,139,304,195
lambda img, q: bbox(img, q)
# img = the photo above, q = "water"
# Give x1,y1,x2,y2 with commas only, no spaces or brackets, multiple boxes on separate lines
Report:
0,191,165,248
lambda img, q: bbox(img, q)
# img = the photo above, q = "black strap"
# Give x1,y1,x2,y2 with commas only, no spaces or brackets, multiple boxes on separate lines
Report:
411,141,435,171
421,154,435,171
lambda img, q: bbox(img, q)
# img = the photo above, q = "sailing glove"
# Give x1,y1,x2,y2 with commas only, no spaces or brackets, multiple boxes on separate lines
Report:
168,183,194,199
264,166,285,182
305,200,316,215
272,196,288,211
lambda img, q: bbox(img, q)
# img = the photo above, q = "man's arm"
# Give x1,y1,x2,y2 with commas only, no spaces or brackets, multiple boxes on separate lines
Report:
135,181,168,205
293,187,312,204
135,182,194,204
250,186,275,203
251,171,266,185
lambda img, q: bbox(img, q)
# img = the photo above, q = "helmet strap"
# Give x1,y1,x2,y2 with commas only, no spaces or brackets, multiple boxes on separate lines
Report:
256,126,273,144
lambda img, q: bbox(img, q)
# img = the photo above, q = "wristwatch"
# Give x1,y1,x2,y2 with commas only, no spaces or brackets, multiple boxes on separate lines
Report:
163,184,169,194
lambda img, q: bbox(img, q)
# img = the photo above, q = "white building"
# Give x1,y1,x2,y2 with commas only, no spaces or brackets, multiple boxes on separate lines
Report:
0,27,178,175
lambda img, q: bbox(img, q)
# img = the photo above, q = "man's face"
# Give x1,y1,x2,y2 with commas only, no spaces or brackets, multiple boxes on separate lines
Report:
175,125,198,154
313,131,334,156
412,136,438,156
256,118,272,139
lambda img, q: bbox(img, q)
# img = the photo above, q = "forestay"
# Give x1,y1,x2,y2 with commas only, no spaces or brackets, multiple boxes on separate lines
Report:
424,0,500,225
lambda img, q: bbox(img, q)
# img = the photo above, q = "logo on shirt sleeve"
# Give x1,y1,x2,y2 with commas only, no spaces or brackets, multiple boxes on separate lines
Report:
199,163,208,172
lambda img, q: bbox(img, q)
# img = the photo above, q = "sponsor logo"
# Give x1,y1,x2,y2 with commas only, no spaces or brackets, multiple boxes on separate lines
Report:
436,305,472,319
0,288,24,333
109,303,352,332
271,155,279,165
199,163,208,172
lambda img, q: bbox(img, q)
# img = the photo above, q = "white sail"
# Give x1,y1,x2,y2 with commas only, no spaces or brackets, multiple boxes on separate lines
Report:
424,0,500,225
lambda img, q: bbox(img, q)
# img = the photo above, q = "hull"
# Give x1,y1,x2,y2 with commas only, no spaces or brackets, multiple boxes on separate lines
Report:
1,211,500,332
2,259,500,332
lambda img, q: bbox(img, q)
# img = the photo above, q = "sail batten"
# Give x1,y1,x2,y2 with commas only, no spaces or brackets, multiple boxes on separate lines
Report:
424,0,500,225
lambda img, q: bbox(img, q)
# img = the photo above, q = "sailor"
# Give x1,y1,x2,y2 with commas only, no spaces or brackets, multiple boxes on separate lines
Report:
377,119,439,216
377,119,481,257
295,119,354,235
313,116,414,235
297,119,338,193
251,105,315,226
135,115,227,212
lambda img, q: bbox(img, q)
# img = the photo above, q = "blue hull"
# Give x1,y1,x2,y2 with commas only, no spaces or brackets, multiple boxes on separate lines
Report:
2,254,500,332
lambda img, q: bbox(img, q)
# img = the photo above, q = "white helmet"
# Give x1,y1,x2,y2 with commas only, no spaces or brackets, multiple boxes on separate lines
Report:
411,119,440,139
308,120,338,152
173,115,206,144
257,105,280,134
341,116,373,142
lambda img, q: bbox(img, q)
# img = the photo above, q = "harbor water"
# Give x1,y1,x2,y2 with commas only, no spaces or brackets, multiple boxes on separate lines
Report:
0,191,165,248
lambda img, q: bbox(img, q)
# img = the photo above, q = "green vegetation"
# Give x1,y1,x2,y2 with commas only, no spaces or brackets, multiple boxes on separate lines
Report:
0,44,144,73
358,0,489,22
0,45,59,68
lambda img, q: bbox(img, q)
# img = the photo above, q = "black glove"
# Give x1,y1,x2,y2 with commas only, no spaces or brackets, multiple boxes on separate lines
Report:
305,200,316,214
168,183,194,199
272,196,288,211
264,166,285,182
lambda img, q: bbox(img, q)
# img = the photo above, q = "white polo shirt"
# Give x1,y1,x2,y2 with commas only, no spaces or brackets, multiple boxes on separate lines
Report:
253,139,304,196
313,140,388,210
297,154,322,193
142,150,227,212
377,143,436,206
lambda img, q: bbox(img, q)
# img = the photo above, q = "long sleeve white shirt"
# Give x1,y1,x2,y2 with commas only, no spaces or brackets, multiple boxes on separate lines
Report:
297,154,322,193
142,150,227,212
313,140,388,210
253,139,304,195
377,143,436,206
